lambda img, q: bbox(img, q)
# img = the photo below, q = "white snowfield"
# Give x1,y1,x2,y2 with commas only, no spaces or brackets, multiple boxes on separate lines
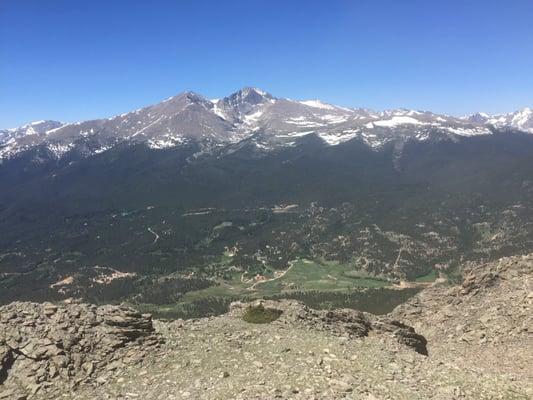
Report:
299,100,337,110
1,88,532,161
371,116,426,127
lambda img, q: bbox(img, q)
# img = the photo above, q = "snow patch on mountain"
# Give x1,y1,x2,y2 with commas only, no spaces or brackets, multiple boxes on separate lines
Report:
147,135,187,149
300,100,336,110
372,116,426,127
285,117,324,128
319,114,349,124
445,126,491,137
318,131,359,145
212,102,227,120
243,110,264,124
47,143,75,158
510,107,532,129
277,130,315,138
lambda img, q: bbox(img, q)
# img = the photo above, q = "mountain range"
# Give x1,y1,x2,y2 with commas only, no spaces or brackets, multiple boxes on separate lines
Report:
1,87,532,162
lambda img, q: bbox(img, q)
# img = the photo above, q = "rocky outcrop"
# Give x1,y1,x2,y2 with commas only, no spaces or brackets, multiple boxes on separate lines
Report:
394,253,533,344
0,301,159,399
230,299,428,355
371,319,428,356
391,253,533,397
460,269,498,295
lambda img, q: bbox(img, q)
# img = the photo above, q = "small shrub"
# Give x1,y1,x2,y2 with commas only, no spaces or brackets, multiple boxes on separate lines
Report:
242,304,282,324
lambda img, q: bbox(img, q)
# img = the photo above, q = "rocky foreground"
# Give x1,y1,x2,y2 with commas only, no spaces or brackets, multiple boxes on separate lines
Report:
1,255,532,400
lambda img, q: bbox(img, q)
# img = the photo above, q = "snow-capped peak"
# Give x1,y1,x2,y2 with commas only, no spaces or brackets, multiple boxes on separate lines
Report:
6,120,61,132
464,112,491,124
243,87,269,97
212,87,276,124
511,107,532,123
1,120,64,141
466,107,533,133
226,87,275,104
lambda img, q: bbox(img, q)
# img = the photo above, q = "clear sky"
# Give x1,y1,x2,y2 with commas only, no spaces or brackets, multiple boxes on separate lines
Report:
1,0,532,128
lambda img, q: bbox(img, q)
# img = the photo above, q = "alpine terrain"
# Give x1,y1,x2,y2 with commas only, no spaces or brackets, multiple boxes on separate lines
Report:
1,87,533,398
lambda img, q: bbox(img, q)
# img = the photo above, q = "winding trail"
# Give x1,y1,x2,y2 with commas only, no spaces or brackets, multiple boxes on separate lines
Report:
147,227,160,244
393,248,403,268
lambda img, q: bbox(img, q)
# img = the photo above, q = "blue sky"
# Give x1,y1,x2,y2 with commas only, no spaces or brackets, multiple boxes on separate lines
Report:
1,0,532,128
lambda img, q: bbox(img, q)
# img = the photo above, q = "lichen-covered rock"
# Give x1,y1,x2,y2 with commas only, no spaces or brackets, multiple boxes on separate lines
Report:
0,301,159,398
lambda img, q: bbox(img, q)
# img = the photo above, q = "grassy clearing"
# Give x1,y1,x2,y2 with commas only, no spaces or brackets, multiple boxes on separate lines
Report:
181,258,389,303
257,259,389,292
134,258,415,319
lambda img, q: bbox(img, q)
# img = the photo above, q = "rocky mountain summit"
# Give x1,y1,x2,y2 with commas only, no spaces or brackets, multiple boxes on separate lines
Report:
1,253,531,399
